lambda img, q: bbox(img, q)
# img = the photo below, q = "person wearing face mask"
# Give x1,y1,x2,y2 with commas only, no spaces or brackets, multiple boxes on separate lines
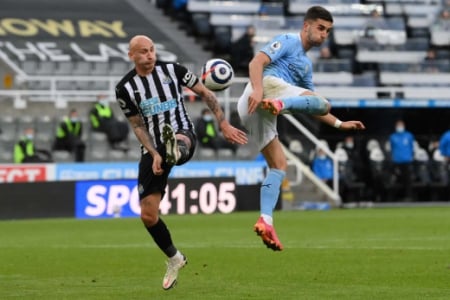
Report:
195,108,238,155
14,127,53,163
341,135,365,182
311,147,333,188
389,119,415,201
89,94,130,151
52,108,86,162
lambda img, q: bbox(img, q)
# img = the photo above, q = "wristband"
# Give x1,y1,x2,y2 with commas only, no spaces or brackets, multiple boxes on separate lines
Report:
334,119,342,128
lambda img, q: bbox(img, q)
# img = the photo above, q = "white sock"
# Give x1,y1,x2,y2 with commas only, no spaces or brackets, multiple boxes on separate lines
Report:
261,214,273,226
171,250,183,261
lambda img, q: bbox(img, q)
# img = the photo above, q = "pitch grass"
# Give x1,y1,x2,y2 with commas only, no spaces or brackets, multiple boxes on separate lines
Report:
1,208,450,300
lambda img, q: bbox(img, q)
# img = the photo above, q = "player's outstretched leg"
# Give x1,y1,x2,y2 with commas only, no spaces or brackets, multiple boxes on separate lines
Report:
254,217,284,251
163,124,181,165
261,95,329,116
163,252,188,290
261,98,284,115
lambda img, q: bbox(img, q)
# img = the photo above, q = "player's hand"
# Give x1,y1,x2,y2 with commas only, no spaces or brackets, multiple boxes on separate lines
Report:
340,121,366,131
152,152,164,175
248,90,263,114
220,121,248,145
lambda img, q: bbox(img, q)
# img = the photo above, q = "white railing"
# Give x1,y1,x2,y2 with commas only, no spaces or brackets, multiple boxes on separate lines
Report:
2,75,450,108
2,74,449,204
283,114,341,205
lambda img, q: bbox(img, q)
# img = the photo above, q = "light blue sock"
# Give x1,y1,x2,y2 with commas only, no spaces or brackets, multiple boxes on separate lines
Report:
261,168,286,217
281,95,329,115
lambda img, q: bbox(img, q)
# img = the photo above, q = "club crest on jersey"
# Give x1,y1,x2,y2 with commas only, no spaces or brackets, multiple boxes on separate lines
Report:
162,76,172,84
269,41,281,53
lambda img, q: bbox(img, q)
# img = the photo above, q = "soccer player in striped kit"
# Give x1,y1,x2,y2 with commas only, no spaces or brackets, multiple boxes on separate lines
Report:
115,35,247,290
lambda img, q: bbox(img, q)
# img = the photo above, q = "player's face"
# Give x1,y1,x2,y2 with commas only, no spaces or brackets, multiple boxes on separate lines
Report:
304,19,333,48
129,38,156,74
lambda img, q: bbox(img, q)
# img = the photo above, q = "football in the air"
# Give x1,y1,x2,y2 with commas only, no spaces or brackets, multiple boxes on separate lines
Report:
201,58,234,91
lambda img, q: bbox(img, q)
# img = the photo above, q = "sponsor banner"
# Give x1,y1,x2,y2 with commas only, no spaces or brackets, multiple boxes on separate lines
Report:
0,0,191,63
56,161,267,185
0,161,266,184
170,161,267,185
330,99,450,108
75,178,249,219
0,164,50,183
55,162,138,181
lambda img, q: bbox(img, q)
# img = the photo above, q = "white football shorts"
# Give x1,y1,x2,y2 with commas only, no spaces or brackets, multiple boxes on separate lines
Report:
237,76,308,151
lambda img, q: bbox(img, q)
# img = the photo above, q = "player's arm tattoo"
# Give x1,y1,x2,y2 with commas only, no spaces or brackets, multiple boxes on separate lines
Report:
202,90,226,125
127,115,158,156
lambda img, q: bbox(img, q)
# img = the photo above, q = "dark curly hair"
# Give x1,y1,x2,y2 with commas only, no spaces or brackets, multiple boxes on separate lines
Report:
305,6,333,23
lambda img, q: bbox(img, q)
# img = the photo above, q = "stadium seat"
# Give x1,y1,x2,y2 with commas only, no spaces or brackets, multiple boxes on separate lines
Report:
72,61,92,76
37,61,56,75
21,60,38,75
335,148,366,203
91,62,109,76
52,150,73,163
212,26,232,55
196,147,216,160
35,115,55,144
0,116,18,142
54,61,73,76
191,13,212,40
16,115,35,134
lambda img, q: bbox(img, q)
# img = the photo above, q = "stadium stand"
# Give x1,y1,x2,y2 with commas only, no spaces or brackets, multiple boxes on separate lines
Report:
0,0,449,195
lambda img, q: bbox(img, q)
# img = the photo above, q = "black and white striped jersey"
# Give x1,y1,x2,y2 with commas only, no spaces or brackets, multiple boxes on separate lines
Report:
115,61,199,150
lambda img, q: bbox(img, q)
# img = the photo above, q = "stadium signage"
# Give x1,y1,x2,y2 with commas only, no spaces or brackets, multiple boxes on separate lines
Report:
56,162,138,181
0,161,267,184
75,178,238,218
0,41,176,63
55,161,267,185
0,165,47,183
0,18,126,38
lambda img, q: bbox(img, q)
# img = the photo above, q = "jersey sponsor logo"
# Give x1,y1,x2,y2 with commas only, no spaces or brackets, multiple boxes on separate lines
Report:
139,97,177,116
0,165,47,183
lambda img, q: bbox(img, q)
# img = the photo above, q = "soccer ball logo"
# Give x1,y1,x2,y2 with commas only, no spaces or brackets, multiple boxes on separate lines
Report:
201,58,234,91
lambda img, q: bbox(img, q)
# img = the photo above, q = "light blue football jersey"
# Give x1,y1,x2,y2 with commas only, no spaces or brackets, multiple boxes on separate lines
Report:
260,33,314,91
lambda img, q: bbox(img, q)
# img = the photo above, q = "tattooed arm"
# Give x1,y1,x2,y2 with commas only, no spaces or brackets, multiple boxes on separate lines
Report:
191,82,248,145
127,114,164,175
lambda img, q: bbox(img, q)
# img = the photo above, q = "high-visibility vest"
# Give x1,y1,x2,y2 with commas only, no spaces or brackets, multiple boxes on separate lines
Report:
90,104,112,128
56,117,81,138
202,122,216,143
14,138,34,163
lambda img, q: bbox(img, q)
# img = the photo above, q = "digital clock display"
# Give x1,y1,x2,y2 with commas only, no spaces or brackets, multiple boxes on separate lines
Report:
159,177,237,215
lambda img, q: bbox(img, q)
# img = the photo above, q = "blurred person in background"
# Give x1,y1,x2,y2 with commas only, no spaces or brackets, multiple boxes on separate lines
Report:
439,128,450,161
195,108,238,155
312,147,333,187
53,108,86,162
389,119,415,201
14,127,52,163
89,94,129,150
433,8,450,30
231,25,256,76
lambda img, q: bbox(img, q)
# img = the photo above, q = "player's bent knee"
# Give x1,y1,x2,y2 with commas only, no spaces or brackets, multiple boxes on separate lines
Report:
140,212,158,226
309,96,330,115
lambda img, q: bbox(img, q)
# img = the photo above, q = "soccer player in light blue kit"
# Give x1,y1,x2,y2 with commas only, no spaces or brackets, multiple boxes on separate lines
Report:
237,6,365,251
